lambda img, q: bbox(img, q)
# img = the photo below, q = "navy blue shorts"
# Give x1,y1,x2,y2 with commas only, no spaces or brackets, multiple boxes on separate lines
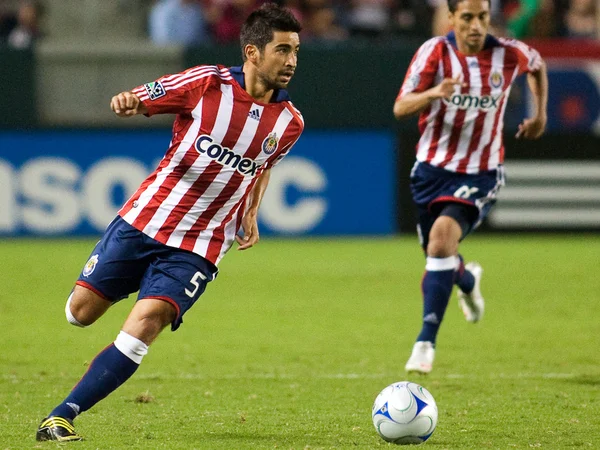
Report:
410,162,505,250
76,216,218,331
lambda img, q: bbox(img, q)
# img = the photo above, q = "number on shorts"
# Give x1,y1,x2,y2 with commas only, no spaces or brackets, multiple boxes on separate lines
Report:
453,185,479,199
185,271,207,298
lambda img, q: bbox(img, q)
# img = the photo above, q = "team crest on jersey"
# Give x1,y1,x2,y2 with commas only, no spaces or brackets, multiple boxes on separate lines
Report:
262,132,279,155
82,254,99,277
488,71,504,89
144,81,166,100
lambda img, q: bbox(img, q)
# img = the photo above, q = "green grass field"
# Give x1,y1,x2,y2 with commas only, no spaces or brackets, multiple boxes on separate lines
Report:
1,235,599,449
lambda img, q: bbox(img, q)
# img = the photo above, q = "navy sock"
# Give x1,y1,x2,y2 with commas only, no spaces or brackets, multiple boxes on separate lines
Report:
49,344,139,420
454,254,475,293
416,257,456,344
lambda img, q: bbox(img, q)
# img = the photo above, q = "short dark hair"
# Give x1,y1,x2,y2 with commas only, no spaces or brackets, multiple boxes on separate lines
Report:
447,0,490,13
240,3,302,61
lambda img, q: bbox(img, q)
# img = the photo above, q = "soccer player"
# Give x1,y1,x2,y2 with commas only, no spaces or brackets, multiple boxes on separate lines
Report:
36,3,303,442
393,0,548,374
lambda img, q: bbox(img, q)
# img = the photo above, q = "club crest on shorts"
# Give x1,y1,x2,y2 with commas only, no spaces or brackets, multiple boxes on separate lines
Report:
262,132,279,155
82,254,99,277
144,81,166,100
488,71,504,89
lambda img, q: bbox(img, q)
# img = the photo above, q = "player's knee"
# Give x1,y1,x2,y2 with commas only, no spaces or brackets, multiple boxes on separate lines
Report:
428,218,461,257
123,300,177,345
426,236,458,258
427,242,452,258
65,293,88,328
142,299,176,324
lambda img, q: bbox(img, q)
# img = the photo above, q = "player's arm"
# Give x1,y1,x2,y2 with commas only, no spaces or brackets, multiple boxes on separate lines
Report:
393,76,463,120
236,169,271,251
110,91,148,117
516,60,548,139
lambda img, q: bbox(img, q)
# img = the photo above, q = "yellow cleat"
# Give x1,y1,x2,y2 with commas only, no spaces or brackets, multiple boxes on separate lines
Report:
36,416,83,442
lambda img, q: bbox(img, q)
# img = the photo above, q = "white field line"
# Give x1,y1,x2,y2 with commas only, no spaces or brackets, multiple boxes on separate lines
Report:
4,372,581,381
129,372,581,381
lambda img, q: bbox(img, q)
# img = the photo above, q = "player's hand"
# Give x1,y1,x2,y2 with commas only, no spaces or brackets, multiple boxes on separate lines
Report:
516,116,546,139
431,76,465,99
110,92,144,117
236,210,259,251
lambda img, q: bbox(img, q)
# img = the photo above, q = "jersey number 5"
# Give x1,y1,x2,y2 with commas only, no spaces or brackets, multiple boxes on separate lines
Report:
185,271,207,298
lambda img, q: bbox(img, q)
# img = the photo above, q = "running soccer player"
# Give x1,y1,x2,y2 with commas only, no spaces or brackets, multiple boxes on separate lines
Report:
393,0,548,374
36,3,303,442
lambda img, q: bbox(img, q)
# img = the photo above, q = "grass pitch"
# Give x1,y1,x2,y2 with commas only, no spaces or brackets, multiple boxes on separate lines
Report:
0,235,599,449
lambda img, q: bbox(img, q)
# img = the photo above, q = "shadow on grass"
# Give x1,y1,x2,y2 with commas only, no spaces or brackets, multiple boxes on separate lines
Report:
564,374,600,386
195,430,380,447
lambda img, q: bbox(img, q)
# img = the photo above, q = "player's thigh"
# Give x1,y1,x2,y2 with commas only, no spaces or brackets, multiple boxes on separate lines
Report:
138,249,217,332
411,162,502,249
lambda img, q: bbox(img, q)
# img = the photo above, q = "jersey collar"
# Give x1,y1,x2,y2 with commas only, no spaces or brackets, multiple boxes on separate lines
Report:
446,31,501,53
229,65,291,103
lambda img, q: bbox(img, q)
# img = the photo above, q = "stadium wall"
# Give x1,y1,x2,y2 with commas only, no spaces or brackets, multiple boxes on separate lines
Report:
1,41,599,236
0,130,396,237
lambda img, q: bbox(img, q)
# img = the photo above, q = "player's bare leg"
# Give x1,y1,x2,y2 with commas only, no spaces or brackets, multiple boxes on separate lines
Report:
427,216,462,258
406,216,462,374
66,285,113,327
37,299,175,441
122,298,177,345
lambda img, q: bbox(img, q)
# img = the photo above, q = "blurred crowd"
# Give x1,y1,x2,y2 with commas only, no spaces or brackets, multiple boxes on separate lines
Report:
0,0,43,49
146,0,600,45
0,0,599,49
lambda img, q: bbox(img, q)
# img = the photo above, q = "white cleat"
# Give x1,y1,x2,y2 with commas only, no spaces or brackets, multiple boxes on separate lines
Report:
405,341,435,374
457,262,485,323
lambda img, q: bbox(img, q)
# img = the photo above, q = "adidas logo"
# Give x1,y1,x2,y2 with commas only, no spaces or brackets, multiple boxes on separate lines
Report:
248,109,261,120
66,402,80,414
423,312,439,324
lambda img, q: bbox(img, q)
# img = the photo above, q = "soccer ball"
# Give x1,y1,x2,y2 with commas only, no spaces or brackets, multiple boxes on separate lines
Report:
372,381,438,445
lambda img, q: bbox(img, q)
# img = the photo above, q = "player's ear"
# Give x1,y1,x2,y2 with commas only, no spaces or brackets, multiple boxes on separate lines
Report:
245,44,260,64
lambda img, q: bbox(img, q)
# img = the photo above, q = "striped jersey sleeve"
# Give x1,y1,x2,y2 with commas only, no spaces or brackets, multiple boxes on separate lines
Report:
131,65,221,116
498,38,543,75
398,37,444,99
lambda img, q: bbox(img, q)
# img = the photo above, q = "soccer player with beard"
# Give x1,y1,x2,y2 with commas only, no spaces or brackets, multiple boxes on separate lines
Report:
394,0,548,374
36,3,303,441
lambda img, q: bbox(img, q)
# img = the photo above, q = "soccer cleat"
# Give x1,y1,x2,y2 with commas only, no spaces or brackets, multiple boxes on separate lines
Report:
457,262,485,323
405,341,435,374
36,416,83,442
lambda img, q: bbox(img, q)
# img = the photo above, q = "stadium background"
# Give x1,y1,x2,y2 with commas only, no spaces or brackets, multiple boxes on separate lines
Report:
1,0,599,239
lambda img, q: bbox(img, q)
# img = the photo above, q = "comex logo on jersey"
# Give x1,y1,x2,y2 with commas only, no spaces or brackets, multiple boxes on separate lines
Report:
444,92,504,111
195,135,260,176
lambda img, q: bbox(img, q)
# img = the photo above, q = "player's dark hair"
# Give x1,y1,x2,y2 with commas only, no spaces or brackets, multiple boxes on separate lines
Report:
240,3,302,61
447,0,490,13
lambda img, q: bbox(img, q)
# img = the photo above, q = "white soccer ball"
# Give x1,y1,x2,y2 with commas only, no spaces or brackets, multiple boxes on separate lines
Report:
372,381,438,445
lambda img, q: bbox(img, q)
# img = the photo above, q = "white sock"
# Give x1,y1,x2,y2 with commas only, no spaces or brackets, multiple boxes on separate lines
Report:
65,293,86,328
114,331,149,364
425,256,459,272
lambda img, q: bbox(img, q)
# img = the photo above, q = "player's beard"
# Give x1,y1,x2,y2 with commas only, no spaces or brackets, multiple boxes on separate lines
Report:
256,57,291,91
257,70,286,91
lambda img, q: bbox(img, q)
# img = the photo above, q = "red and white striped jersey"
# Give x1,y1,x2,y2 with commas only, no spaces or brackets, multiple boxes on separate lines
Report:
119,65,304,265
398,32,542,174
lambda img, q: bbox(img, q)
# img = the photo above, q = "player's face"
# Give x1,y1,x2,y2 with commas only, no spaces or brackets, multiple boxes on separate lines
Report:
256,31,300,90
449,0,490,54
